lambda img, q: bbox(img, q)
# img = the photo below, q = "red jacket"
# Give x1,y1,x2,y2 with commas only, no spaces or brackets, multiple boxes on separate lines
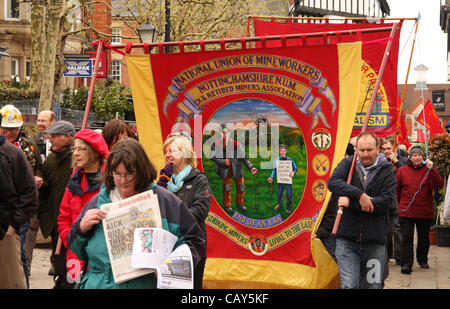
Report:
396,161,444,219
57,163,105,281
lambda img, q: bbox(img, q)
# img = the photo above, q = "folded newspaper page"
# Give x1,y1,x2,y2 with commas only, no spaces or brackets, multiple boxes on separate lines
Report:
101,190,162,284
132,228,194,289
157,244,193,289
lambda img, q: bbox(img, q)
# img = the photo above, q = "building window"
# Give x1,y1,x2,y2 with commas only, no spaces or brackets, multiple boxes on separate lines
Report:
26,59,31,80
5,0,20,19
111,60,121,81
111,28,121,44
10,58,19,80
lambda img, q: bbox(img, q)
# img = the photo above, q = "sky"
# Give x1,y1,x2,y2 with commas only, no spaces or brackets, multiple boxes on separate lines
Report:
389,0,448,84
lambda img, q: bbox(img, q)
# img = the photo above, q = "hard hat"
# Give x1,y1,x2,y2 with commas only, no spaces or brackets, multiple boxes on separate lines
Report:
0,104,23,127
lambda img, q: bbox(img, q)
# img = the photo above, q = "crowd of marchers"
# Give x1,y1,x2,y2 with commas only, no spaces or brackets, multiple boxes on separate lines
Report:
1,103,449,290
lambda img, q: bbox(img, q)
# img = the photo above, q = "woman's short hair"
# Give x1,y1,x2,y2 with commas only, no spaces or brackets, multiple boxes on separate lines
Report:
102,139,157,192
163,133,197,168
102,118,134,149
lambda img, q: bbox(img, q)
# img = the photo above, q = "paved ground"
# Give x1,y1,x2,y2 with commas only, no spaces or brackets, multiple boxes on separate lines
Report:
29,242,450,289
383,244,450,289
29,243,54,289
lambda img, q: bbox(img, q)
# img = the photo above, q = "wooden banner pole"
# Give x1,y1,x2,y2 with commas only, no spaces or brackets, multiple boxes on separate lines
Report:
82,39,103,130
331,23,399,236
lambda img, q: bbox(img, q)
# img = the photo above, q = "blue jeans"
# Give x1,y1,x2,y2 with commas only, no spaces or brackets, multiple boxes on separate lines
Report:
277,184,292,210
19,221,30,289
335,237,386,289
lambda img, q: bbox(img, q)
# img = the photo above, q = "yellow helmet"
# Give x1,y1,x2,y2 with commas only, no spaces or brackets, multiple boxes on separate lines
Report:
0,104,23,128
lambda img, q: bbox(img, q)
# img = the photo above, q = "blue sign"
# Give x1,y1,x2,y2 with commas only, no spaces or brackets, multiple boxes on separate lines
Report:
64,59,93,77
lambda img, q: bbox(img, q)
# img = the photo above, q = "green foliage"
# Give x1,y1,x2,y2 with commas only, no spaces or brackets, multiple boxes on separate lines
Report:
428,134,450,178
91,80,133,121
61,87,89,110
60,81,134,121
0,80,40,101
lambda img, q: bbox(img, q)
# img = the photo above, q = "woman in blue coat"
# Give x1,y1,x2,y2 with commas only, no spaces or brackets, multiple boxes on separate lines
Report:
67,139,205,289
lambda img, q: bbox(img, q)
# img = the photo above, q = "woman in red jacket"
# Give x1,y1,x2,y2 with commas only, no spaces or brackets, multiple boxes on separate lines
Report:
57,129,108,287
396,146,444,275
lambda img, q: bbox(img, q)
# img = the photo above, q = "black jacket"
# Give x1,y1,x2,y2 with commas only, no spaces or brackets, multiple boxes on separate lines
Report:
0,135,37,238
37,144,73,237
173,168,211,243
327,154,396,244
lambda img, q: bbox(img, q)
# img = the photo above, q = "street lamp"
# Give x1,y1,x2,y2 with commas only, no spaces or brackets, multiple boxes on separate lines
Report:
138,19,158,44
414,63,429,143
414,64,428,90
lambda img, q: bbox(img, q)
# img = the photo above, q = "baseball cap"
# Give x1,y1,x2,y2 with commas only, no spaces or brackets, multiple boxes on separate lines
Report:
44,120,76,136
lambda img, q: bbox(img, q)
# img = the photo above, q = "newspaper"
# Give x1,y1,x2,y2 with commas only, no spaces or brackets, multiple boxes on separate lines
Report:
132,228,194,289
101,190,162,284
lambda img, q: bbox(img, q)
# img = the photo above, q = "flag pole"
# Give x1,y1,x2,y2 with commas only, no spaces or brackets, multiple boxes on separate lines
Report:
331,23,399,236
394,17,419,151
82,39,104,130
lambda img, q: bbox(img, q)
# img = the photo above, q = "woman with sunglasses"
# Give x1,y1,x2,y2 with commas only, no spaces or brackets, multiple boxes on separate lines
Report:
67,139,205,289
57,129,109,288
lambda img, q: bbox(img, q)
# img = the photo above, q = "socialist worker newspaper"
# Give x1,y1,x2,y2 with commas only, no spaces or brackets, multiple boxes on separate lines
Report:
101,190,162,284
132,228,194,289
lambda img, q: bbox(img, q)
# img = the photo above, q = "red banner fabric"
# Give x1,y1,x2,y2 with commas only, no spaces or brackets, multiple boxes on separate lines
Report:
253,19,402,138
416,128,426,143
416,100,445,138
131,39,362,288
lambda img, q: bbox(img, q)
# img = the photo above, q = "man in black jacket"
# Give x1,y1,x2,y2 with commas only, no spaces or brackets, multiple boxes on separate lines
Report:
0,134,37,288
35,120,75,279
328,132,396,289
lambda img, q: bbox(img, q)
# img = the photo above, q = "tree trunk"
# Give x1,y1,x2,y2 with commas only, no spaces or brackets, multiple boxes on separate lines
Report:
30,0,46,90
38,0,62,112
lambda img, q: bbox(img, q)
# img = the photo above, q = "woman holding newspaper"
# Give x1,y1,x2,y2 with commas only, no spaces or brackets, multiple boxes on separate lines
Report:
159,133,211,289
67,139,205,289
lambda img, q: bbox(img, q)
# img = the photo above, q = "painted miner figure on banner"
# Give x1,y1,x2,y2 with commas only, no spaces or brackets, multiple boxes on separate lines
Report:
267,144,298,214
210,124,257,213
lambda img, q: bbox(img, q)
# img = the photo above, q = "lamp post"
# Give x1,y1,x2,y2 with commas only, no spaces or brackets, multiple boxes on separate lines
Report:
414,63,429,147
414,64,428,90
137,19,158,44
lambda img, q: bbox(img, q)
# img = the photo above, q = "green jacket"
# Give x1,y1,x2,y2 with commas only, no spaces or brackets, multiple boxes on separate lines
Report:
37,144,73,237
68,184,205,289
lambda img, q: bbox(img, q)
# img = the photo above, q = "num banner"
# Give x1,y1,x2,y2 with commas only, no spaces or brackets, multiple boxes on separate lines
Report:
126,39,361,288
253,18,402,138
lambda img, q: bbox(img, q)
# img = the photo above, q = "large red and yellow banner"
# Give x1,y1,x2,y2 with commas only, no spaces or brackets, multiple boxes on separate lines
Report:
126,38,362,288
253,18,402,138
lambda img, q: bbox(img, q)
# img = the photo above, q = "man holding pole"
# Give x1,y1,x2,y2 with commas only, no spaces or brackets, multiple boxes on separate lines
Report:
328,132,396,289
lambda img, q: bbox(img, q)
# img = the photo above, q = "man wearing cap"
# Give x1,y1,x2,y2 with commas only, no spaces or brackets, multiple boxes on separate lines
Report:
395,145,444,274
35,120,76,277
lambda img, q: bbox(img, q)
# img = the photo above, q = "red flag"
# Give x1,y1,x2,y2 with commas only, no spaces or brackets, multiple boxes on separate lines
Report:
395,96,411,149
416,128,426,143
398,111,412,149
416,100,445,138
